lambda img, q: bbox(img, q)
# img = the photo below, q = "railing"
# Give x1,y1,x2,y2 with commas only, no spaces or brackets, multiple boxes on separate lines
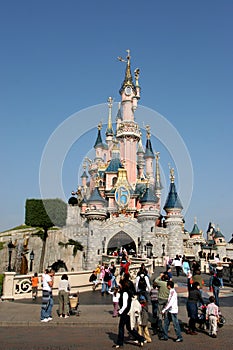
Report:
1,260,153,300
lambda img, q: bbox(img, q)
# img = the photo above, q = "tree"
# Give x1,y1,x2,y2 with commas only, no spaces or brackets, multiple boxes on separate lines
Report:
25,198,67,272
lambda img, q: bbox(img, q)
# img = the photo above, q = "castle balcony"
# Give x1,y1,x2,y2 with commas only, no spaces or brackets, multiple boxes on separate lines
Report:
137,209,159,222
84,207,107,221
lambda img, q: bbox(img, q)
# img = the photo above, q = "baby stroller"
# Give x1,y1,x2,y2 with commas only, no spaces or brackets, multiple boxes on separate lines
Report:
69,292,80,316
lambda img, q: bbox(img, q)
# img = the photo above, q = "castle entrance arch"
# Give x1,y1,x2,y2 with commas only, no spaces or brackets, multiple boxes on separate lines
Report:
107,231,136,255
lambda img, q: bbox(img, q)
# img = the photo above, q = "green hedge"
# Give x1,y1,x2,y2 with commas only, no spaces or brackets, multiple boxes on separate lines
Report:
0,274,4,297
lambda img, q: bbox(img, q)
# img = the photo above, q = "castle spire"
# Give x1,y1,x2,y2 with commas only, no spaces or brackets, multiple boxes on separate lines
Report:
144,125,155,159
155,152,163,190
106,97,114,138
118,49,135,94
94,122,104,148
164,168,183,211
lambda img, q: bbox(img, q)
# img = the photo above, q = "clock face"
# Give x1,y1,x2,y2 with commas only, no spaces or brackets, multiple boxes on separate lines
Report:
124,86,132,96
115,186,130,208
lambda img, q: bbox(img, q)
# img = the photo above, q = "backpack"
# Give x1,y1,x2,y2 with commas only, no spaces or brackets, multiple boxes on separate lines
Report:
138,274,147,291
212,276,221,287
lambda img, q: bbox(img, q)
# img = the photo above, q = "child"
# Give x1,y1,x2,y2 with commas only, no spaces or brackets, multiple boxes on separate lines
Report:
150,281,159,319
137,295,152,343
31,272,39,300
206,296,219,338
109,287,120,317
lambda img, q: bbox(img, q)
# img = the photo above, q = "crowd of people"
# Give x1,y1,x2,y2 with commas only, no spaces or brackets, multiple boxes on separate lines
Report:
32,250,226,346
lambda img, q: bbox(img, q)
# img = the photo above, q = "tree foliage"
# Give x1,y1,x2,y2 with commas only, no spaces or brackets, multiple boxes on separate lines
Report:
59,239,83,257
25,198,67,230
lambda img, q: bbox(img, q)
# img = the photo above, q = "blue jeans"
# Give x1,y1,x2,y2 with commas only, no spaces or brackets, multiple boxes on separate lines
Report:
163,312,183,340
151,300,158,318
111,276,118,289
41,296,54,320
213,286,220,306
101,282,109,294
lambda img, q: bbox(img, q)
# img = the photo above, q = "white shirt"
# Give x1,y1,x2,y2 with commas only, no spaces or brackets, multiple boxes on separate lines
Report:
43,274,52,292
162,288,178,314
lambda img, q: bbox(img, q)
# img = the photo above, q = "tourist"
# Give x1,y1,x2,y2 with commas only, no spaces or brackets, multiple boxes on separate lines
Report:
89,270,99,291
137,263,148,277
154,272,170,339
101,264,111,296
210,273,221,306
31,272,39,300
186,281,204,335
40,269,55,322
109,261,118,291
216,263,224,288
182,257,190,276
160,280,183,342
192,269,204,298
135,273,151,301
58,274,70,318
112,278,145,348
206,296,219,338
172,255,182,277
150,280,159,334
109,287,120,317
137,294,152,343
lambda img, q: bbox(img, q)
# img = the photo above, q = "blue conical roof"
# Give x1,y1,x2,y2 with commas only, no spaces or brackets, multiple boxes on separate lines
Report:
144,139,155,158
94,128,104,148
81,170,88,178
190,223,201,235
164,182,183,210
139,186,158,204
87,187,106,204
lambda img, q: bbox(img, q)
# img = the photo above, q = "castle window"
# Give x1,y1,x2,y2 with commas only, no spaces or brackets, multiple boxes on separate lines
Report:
151,227,154,232
112,177,117,186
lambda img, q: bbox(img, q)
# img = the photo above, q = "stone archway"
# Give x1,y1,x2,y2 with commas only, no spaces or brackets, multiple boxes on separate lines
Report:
107,231,136,255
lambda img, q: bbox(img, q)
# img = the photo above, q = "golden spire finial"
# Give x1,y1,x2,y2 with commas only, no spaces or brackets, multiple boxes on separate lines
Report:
97,121,102,130
126,49,130,62
194,216,197,224
169,164,175,183
145,125,151,139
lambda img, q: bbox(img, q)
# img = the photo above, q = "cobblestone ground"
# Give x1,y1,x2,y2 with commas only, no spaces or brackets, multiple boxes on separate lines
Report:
0,325,232,350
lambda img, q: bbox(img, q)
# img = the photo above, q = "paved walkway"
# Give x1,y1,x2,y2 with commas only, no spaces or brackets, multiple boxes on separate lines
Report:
0,268,232,349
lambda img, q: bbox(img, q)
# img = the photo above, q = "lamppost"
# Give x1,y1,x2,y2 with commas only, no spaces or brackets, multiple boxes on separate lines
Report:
29,250,35,272
7,240,14,272
162,243,165,257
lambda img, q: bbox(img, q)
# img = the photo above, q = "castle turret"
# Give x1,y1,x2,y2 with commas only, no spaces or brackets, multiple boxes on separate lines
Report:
144,125,155,185
137,182,159,256
116,50,140,186
164,168,183,258
105,97,114,144
155,152,163,208
137,136,145,180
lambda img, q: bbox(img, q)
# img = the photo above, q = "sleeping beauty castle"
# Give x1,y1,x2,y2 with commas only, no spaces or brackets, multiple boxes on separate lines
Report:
1,51,232,274
63,51,231,270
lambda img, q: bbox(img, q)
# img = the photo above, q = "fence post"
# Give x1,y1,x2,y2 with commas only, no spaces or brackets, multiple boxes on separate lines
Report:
1,272,16,300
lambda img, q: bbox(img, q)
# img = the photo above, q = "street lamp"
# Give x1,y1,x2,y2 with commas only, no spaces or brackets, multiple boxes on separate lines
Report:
29,250,35,272
162,243,165,257
7,240,14,272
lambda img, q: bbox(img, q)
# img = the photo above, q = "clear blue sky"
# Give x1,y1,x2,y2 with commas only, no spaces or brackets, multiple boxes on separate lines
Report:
0,1,232,241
